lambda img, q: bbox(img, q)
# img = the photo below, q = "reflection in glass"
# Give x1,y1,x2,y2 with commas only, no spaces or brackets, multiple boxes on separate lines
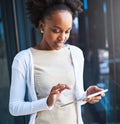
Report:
0,3,15,124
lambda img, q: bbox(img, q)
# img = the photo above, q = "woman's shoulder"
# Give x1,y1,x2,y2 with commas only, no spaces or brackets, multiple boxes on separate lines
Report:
14,48,31,61
67,44,83,53
67,44,84,60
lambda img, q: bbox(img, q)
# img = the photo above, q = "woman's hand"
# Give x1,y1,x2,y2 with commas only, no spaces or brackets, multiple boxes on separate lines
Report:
47,84,71,107
86,85,105,104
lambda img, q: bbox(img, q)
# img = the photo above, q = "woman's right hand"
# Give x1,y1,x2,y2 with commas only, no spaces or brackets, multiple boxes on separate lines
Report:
47,84,71,107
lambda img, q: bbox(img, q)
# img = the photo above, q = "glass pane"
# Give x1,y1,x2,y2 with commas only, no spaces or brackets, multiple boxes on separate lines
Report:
80,0,120,124
0,2,14,124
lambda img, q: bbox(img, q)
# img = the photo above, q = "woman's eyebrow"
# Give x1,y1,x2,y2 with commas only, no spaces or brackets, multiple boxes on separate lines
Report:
53,25,61,29
53,25,72,30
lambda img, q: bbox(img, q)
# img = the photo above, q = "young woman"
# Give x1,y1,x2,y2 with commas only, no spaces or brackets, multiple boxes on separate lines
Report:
9,0,105,124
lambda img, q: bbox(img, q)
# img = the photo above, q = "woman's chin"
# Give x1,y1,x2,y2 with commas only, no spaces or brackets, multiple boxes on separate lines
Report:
54,43,64,50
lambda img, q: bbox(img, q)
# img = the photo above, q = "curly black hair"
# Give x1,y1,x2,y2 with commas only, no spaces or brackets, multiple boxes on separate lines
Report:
26,0,83,27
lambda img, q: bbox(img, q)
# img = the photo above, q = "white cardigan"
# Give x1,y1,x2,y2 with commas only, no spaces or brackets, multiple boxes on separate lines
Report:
9,45,86,124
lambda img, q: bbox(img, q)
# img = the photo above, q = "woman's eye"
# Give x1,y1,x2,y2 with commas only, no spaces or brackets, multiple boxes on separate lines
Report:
66,31,70,33
65,30,71,34
52,28,71,34
52,29,61,33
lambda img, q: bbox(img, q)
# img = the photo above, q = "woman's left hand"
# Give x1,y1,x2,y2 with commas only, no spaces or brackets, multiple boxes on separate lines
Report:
86,85,105,104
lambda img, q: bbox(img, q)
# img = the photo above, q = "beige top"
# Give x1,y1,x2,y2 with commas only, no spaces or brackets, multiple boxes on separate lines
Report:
31,46,78,124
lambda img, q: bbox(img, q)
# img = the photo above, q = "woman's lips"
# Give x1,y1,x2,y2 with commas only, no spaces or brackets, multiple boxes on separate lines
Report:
55,42,64,47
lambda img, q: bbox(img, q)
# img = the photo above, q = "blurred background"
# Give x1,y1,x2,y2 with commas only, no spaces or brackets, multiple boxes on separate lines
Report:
0,0,120,124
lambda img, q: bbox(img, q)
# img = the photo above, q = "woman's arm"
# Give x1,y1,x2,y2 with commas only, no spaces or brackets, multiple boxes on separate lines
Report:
9,56,52,116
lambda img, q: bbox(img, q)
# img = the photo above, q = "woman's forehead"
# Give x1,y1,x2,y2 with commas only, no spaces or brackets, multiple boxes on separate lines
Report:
45,10,73,28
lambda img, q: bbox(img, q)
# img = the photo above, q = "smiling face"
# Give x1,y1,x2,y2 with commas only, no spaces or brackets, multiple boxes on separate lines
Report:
39,10,73,50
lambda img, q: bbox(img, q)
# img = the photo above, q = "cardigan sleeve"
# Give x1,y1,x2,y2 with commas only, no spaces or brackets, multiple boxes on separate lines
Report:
70,45,87,105
9,52,53,116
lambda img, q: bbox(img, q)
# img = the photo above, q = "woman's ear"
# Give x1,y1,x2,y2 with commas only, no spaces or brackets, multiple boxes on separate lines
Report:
39,21,44,33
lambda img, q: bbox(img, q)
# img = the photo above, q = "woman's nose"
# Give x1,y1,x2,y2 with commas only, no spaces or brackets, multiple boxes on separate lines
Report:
58,33,66,41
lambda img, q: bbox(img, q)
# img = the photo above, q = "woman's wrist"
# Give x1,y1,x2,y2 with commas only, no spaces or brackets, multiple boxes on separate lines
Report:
46,96,54,111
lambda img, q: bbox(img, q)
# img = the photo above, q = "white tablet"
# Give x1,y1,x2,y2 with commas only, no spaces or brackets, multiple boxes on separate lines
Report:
61,89,108,107
86,89,108,99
